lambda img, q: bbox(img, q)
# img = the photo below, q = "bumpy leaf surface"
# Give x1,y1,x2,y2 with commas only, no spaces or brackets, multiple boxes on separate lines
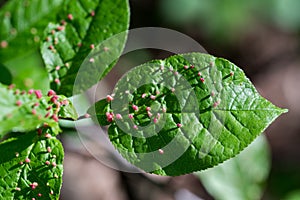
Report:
0,0,65,62
0,131,64,200
88,53,287,176
0,83,77,139
40,0,130,96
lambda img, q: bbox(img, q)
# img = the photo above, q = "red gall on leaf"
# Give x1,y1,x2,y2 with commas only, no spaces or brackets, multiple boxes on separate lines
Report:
91,10,95,16
30,182,38,190
45,112,51,118
158,149,164,154
34,90,42,99
52,114,59,122
54,78,60,84
0,40,8,48
115,114,122,119
67,14,73,20
132,105,138,111
106,112,113,122
106,95,114,102
28,89,34,94
37,128,42,136
16,100,22,106
8,84,15,90
47,90,56,97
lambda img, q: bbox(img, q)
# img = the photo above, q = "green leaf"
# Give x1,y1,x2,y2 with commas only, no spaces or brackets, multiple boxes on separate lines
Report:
0,0,65,62
4,51,49,93
0,63,12,85
0,83,78,139
0,131,64,200
88,53,287,176
196,135,270,200
284,190,300,200
57,96,78,120
40,0,130,97
87,99,111,126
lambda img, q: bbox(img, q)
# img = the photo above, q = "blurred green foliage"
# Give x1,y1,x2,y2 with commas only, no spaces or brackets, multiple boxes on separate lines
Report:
284,190,300,200
197,135,270,200
160,0,300,42
4,51,49,92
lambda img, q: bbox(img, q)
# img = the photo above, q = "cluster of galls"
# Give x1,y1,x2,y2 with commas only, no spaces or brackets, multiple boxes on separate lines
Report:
45,11,97,87
14,144,58,198
8,85,70,137
105,93,183,131
45,89,69,122
105,93,182,155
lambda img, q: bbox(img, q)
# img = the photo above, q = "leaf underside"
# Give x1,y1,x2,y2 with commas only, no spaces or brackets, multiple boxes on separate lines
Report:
40,0,130,97
88,53,287,176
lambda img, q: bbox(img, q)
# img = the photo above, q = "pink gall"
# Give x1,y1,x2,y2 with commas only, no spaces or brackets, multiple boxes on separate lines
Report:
34,90,42,99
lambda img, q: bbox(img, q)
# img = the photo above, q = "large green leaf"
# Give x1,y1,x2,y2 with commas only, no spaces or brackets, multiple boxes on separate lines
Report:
0,0,65,62
0,83,78,139
40,0,130,96
196,135,270,200
0,131,64,200
88,53,287,176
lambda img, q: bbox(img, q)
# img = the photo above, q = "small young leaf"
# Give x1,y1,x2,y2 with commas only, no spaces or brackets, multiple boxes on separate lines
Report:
57,97,78,120
40,0,130,97
0,0,65,62
0,131,64,200
196,135,270,200
88,53,287,176
0,83,78,139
